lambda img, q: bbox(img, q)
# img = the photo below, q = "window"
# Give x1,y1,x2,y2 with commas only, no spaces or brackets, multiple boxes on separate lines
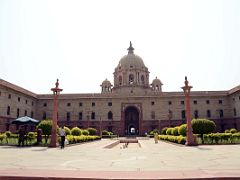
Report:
168,110,173,120
181,110,186,119
43,112,47,120
207,110,211,118
239,96,240,100
219,109,224,118
32,101,34,106
206,100,210,104
129,74,134,84
193,100,197,105
108,102,112,106
118,76,122,85
219,100,223,104
168,101,172,105
79,112,83,120
92,102,95,107
233,108,237,116
91,112,95,120
25,100,28,104
151,111,155,119
8,94,11,99
141,75,145,84
17,108,20,118
151,101,155,105
79,102,83,107
31,111,34,118
108,111,113,120
67,103,71,107
7,106,11,115
194,110,198,119
43,103,47,107
0,91,1,96
181,101,184,105
18,97,21,102
24,110,27,116
67,112,71,121
233,98,235,102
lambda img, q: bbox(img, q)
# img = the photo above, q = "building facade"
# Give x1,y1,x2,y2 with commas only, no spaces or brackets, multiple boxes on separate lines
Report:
0,43,240,135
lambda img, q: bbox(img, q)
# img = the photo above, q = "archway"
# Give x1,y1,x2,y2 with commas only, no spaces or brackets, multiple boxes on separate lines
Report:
124,106,139,135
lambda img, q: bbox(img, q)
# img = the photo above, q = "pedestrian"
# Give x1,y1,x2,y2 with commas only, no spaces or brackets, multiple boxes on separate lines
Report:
18,127,25,147
154,132,158,144
59,127,66,149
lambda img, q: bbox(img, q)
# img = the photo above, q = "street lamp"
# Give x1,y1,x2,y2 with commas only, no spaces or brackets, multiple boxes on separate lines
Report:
49,79,62,148
181,76,197,146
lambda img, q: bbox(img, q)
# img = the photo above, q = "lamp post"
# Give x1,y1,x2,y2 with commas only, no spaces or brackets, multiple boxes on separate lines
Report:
181,76,197,146
49,79,62,148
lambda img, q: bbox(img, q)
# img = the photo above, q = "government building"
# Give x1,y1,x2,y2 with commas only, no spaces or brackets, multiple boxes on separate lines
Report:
0,43,240,135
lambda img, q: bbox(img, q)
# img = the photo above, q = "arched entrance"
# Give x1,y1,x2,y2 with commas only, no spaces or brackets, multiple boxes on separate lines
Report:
124,106,139,135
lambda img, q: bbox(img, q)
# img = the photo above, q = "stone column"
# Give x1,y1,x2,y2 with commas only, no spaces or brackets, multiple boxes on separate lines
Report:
49,79,62,148
181,77,197,146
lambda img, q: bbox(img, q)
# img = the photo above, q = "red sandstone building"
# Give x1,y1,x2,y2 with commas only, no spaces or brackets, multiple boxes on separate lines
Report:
0,43,239,135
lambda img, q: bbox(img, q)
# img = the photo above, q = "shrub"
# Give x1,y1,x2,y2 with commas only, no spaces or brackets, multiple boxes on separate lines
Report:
192,119,216,135
166,128,173,135
230,128,237,134
161,127,168,135
64,127,71,135
102,130,109,136
225,129,230,133
172,127,179,136
82,130,89,136
37,120,52,143
71,127,82,136
27,132,35,143
178,124,187,136
0,134,5,142
88,128,97,135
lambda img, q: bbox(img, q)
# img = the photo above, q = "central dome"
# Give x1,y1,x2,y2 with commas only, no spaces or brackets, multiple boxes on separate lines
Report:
117,42,146,70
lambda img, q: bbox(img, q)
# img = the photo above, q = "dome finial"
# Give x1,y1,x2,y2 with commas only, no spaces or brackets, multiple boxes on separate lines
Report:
127,41,134,54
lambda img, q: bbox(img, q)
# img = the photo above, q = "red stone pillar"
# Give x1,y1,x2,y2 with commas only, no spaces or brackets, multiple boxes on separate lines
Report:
49,79,62,148
181,77,197,146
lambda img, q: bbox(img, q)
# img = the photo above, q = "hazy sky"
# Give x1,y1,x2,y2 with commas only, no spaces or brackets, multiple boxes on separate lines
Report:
0,0,240,94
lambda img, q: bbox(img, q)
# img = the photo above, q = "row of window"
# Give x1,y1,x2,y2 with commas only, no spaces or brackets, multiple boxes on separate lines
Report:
167,100,223,105
1,93,34,106
43,102,113,107
42,111,113,121
42,100,227,108
6,106,34,118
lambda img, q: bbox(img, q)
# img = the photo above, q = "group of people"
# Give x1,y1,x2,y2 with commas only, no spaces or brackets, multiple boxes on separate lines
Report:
17,126,65,148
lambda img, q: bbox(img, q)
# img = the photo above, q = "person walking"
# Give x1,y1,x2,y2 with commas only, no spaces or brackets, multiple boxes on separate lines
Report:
59,127,66,149
18,127,25,147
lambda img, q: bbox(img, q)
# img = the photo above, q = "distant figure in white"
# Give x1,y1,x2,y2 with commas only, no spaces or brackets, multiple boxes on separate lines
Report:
60,127,66,149
130,127,135,135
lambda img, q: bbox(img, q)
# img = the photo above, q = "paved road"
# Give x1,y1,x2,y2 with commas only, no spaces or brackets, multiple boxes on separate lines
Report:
0,139,240,179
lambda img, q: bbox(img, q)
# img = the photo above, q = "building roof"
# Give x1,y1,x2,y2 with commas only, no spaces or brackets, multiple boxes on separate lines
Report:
0,79,37,98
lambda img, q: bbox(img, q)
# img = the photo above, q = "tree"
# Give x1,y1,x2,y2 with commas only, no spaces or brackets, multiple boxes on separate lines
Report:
37,120,52,144
191,118,216,143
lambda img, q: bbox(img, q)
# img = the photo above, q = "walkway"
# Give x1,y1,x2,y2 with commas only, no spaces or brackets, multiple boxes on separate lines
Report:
0,139,240,179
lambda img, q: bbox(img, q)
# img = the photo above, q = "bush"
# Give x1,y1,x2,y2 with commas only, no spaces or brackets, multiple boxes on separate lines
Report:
166,128,173,135
37,120,52,143
191,119,216,135
27,132,35,143
225,129,230,133
172,127,179,136
102,130,109,136
0,134,5,142
87,128,97,135
64,127,71,135
178,124,187,136
159,135,186,145
82,130,89,136
230,128,237,134
71,127,82,136
161,127,168,135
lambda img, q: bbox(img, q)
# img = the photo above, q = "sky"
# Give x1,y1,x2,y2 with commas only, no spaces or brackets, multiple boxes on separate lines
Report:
0,0,240,94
